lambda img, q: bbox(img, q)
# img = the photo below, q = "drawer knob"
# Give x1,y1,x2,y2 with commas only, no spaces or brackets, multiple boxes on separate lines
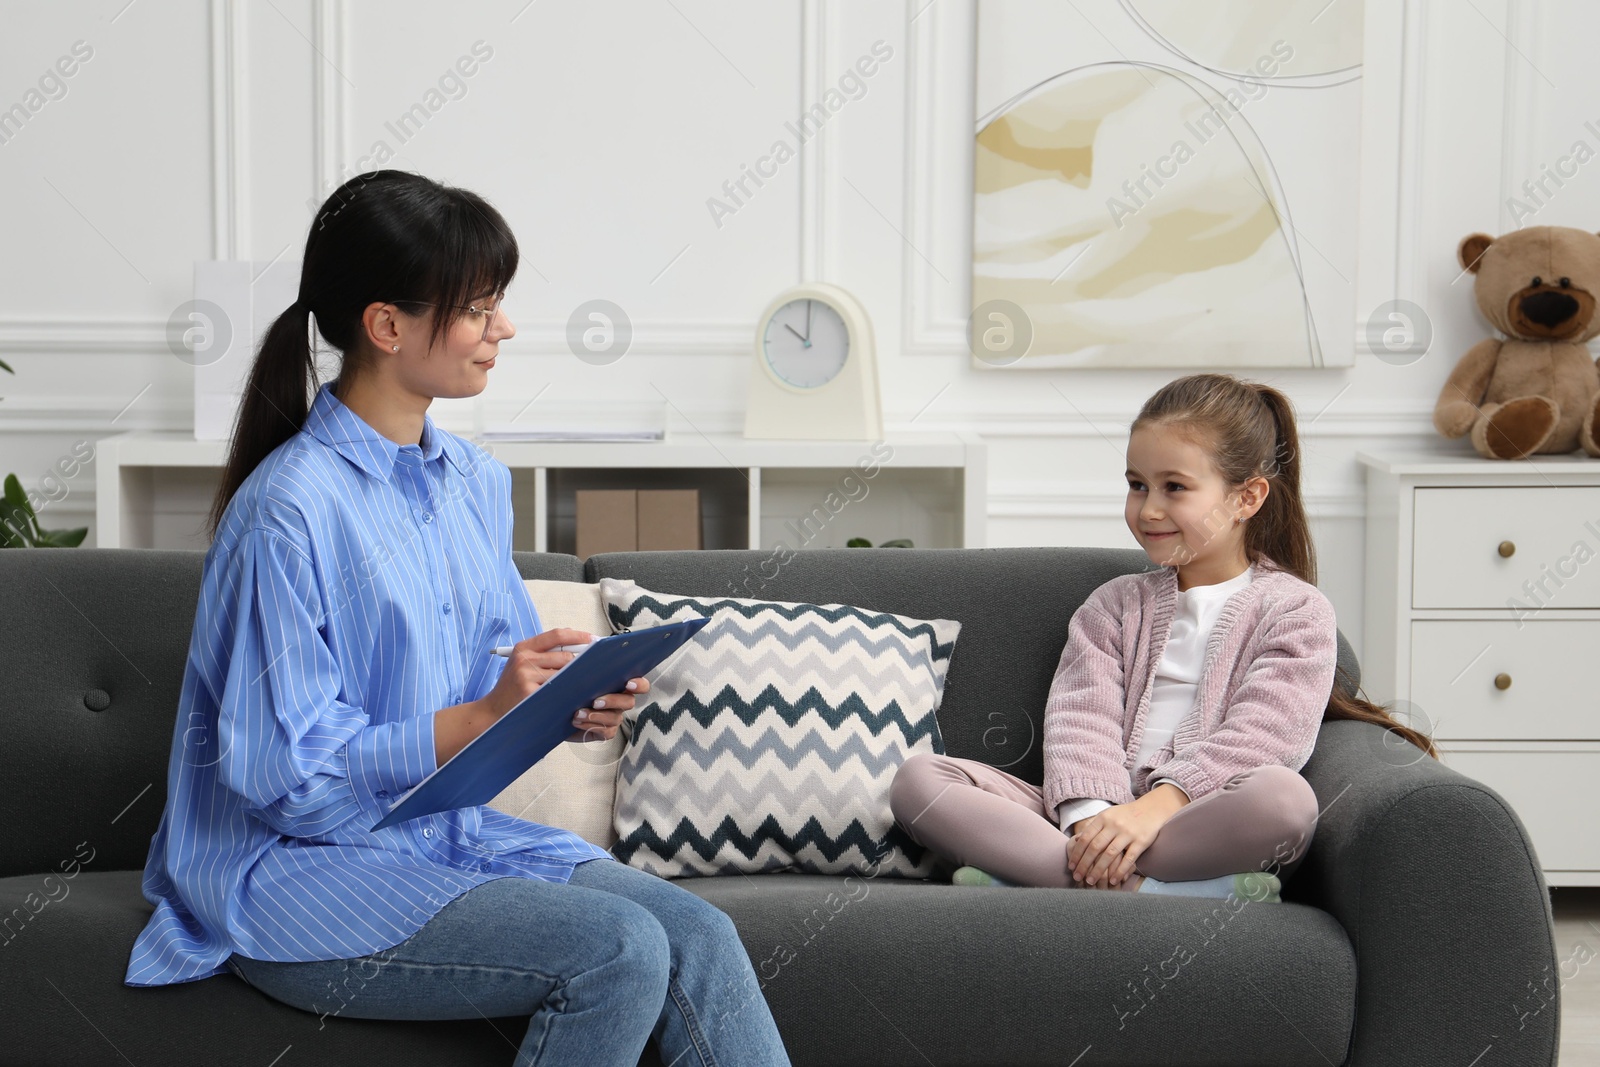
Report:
1494,672,1512,690
1497,540,1516,558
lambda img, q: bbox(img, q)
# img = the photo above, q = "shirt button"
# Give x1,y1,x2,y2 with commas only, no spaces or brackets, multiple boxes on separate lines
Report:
422,512,433,524
443,603,453,615
422,827,434,838
376,790,389,799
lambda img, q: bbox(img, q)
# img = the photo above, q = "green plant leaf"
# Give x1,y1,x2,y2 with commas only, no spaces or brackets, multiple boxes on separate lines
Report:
2,473,29,511
37,525,88,548
846,537,872,548
0,357,13,374
1,475,41,547
0,500,38,547
881,538,914,548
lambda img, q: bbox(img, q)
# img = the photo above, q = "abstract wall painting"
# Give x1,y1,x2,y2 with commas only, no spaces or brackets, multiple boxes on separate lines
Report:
973,0,1363,369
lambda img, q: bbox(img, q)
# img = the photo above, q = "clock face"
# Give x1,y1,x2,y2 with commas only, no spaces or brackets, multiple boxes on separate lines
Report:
762,298,849,389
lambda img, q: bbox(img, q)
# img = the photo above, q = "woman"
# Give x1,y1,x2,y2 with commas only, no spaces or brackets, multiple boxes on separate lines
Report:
124,169,791,1067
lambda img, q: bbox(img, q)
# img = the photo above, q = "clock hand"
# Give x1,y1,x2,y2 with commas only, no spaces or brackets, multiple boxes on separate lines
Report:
784,323,808,346
805,300,812,342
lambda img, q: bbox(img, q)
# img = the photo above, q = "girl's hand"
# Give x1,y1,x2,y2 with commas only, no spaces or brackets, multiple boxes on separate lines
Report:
1066,802,1168,887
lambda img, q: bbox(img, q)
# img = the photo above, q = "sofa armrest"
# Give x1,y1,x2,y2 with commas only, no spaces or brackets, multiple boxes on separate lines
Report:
1293,720,1560,1067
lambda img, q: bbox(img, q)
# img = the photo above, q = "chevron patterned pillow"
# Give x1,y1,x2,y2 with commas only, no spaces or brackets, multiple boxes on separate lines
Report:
598,578,960,879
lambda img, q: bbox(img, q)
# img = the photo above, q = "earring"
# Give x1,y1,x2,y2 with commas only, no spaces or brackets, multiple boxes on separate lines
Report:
392,345,399,352
1235,516,1243,525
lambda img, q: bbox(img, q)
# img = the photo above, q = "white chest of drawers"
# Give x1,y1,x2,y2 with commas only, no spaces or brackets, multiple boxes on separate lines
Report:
1358,448,1600,887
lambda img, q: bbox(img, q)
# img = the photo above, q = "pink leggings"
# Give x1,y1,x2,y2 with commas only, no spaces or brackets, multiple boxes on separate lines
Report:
887,753,1320,889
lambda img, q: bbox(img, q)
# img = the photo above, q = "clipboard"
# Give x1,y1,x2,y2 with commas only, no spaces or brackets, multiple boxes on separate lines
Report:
371,615,710,831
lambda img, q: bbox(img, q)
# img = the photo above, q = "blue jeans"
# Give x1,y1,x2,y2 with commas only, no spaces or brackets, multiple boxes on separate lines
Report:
226,856,791,1067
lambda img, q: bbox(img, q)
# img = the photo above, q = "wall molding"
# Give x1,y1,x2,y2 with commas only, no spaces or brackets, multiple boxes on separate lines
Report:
799,0,830,281
1395,0,1428,310
892,408,1438,439
310,0,347,208
209,0,248,260
1497,0,1539,233
901,0,973,356
0,392,188,432
0,318,169,354
1355,0,1426,320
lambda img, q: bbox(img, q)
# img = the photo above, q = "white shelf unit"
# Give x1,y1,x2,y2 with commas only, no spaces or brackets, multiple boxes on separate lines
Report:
95,431,987,553
1358,447,1600,887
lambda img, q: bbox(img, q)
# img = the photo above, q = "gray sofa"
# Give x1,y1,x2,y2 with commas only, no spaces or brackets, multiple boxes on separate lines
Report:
2,546,1560,1066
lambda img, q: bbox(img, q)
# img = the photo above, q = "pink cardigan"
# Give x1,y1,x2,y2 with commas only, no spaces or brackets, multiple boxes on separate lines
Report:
1041,554,1338,815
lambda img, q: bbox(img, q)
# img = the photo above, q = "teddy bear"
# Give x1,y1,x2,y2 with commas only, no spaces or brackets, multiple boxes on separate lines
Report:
1434,225,1600,459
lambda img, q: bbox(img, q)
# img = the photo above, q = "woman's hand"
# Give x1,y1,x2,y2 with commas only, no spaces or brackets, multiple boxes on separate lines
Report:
564,673,649,745
1067,787,1187,887
479,628,649,744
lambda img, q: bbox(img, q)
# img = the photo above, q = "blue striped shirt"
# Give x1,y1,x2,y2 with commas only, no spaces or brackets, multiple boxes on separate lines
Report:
125,380,614,987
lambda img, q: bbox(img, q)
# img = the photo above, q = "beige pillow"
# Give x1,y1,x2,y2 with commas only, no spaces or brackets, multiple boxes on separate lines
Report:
484,579,623,849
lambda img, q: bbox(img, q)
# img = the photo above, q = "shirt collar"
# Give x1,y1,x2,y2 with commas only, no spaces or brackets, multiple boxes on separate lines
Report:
304,381,466,482
1155,554,1282,598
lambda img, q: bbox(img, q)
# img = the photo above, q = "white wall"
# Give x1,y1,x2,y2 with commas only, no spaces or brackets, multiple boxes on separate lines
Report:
2,0,1598,667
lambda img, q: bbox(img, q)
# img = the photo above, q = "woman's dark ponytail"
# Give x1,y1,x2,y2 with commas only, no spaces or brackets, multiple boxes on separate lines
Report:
203,169,519,541
206,301,316,540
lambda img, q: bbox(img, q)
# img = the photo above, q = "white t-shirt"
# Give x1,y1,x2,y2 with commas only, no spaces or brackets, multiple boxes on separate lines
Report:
1055,565,1255,834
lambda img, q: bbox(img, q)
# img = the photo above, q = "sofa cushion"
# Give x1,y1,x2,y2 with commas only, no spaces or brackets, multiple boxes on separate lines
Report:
659,871,1357,1067
0,869,526,1066
599,578,959,879
485,578,622,848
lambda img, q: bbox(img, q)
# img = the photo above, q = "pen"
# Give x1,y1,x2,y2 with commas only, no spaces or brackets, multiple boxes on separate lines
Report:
490,638,598,657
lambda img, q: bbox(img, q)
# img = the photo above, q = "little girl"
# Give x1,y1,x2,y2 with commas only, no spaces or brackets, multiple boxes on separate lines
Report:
889,373,1436,899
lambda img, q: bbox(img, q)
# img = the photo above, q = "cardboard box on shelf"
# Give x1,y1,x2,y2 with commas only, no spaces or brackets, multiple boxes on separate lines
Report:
638,489,701,551
576,490,638,559
576,488,701,558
